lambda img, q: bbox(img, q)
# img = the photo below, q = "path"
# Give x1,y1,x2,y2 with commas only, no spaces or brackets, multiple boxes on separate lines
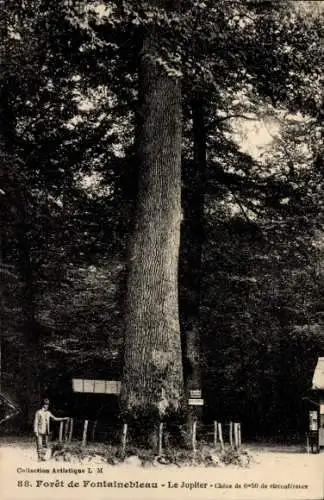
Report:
0,438,323,500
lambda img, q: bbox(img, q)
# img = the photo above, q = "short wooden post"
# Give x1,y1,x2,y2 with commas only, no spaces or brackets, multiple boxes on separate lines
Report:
218,422,224,451
229,422,233,448
213,421,218,448
121,423,128,456
91,420,98,442
233,423,238,448
192,421,197,453
64,419,69,442
82,420,88,447
68,418,74,443
158,422,163,456
59,421,64,443
306,433,310,454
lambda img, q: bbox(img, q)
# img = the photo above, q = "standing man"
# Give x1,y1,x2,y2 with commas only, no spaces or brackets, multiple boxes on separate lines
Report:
34,398,69,461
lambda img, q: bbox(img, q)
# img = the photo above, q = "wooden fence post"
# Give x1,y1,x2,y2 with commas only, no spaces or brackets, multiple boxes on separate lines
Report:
192,421,197,454
218,422,224,451
82,420,88,447
158,422,163,456
238,423,242,448
213,421,218,448
234,423,238,449
64,419,69,442
59,421,64,443
229,422,233,448
91,420,98,442
68,418,74,443
121,423,128,456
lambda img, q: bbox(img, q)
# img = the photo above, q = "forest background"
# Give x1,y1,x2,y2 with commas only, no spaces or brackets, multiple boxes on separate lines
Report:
0,0,323,441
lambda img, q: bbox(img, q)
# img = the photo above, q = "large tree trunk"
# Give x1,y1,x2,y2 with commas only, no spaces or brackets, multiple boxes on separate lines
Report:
121,20,184,444
180,93,206,427
16,207,42,425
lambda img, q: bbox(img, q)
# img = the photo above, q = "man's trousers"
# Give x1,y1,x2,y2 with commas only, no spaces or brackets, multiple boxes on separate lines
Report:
36,433,49,460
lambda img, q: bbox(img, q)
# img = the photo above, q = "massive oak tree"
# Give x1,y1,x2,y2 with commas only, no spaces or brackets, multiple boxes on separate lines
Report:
120,1,184,436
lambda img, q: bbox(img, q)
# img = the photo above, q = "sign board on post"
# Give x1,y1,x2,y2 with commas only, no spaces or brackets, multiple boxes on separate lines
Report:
309,410,318,431
188,398,204,406
190,390,202,399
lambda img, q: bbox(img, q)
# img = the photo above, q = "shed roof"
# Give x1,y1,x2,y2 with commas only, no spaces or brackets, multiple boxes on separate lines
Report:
312,357,324,390
72,379,121,395
0,392,21,425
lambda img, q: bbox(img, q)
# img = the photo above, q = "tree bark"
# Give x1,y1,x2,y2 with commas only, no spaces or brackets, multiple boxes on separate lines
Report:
180,93,206,426
121,21,184,440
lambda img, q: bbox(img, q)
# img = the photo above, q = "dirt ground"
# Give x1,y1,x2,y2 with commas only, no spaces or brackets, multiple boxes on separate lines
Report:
0,437,323,500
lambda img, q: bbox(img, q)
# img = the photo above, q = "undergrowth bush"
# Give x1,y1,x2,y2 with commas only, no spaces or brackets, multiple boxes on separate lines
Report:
50,442,252,467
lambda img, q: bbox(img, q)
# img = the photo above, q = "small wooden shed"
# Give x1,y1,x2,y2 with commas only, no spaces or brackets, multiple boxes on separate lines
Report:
69,377,121,421
311,357,324,448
